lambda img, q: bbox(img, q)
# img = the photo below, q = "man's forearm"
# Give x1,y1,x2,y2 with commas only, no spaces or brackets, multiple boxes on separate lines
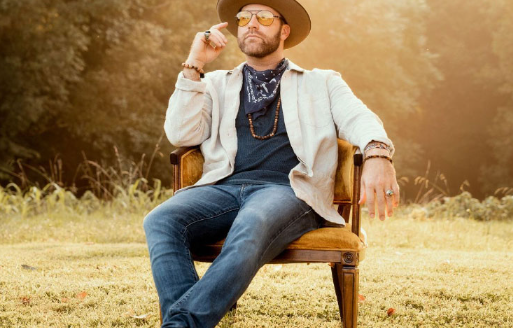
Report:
183,67,201,81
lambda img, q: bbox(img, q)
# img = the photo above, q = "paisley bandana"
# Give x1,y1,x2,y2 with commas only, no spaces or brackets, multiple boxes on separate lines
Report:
242,58,289,120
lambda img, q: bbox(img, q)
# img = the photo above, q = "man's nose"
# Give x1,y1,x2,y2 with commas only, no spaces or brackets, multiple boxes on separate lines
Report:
246,13,259,30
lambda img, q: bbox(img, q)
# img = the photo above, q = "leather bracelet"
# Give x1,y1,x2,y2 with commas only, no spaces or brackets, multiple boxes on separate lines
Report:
364,141,391,153
364,154,393,164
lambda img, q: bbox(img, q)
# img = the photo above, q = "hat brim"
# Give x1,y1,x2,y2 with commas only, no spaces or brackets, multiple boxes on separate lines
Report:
216,0,311,49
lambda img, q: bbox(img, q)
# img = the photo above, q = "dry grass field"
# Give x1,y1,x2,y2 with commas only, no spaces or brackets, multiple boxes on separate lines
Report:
1,205,513,327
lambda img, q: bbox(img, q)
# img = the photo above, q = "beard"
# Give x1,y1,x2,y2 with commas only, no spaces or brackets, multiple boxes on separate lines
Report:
238,28,282,58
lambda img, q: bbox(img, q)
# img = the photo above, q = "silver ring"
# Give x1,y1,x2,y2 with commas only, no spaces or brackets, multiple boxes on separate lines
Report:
204,30,211,41
385,189,394,197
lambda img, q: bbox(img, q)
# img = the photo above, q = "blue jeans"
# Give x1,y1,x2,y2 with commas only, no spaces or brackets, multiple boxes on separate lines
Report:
143,183,324,328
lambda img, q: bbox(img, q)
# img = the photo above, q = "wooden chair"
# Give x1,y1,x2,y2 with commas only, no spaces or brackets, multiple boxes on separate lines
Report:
161,139,366,327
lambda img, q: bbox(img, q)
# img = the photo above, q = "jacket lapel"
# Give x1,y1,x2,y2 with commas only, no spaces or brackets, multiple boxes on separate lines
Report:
220,63,244,166
281,59,306,162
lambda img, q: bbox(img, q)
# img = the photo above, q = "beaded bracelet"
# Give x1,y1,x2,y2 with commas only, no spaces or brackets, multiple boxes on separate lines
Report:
364,154,393,164
181,62,205,78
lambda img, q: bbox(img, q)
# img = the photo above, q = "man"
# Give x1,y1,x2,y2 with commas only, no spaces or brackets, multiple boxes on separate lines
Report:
144,0,400,327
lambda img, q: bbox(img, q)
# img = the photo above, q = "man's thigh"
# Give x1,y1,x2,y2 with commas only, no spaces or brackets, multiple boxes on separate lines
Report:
226,184,322,250
146,184,242,246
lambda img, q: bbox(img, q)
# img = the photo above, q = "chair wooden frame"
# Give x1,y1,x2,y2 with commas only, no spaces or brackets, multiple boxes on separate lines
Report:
160,140,365,327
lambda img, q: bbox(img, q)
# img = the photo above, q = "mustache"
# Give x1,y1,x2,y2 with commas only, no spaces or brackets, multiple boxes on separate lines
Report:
243,32,265,39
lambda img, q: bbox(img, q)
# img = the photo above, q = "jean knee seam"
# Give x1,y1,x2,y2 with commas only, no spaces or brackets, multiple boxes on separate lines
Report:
258,208,314,264
180,207,240,281
180,206,240,235
171,282,196,308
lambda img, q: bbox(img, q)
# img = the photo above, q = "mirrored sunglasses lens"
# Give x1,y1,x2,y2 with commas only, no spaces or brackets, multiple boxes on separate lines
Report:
236,12,251,26
257,11,274,25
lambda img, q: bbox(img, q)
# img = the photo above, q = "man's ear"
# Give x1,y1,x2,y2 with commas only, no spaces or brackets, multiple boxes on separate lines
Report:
281,24,291,41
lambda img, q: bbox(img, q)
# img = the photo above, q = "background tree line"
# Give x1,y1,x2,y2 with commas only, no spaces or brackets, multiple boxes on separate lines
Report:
0,0,512,200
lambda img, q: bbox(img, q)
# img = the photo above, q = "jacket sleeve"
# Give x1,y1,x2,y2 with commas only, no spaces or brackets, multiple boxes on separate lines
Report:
164,72,213,147
326,70,395,157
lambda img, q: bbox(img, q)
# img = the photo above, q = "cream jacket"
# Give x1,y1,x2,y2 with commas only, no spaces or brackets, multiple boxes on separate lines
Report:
165,59,394,225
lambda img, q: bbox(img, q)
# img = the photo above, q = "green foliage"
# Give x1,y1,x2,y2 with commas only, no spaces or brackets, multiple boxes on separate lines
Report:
1,0,512,200
288,0,442,178
478,0,513,195
0,0,89,167
0,140,174,217
0,180,172,218
0,0,242,186
408,192,513,221
414,0,513,197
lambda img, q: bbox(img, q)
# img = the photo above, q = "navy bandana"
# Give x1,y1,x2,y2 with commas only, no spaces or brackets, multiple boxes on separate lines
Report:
242,58,289,120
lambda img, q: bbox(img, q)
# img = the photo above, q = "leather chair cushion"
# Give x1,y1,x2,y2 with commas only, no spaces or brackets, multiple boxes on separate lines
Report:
287,226,364,251
211,225,364,252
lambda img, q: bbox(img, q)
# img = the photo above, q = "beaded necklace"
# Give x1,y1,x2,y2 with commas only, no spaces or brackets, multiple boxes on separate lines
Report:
247,97,281,140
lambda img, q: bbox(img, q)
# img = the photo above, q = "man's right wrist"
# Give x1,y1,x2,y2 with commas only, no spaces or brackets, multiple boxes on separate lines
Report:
182,58,205,81
182,68,201,81
185,57,205,70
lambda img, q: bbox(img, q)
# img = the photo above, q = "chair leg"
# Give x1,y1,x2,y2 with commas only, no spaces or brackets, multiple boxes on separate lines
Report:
331,263,359,328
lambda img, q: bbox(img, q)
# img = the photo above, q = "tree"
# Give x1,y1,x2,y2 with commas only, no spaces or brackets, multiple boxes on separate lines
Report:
287,0,441,179
0,0,243,188
417,0,513,197
479,0,513,195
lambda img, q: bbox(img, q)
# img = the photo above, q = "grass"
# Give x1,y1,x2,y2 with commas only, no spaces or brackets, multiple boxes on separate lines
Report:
1,205,512,327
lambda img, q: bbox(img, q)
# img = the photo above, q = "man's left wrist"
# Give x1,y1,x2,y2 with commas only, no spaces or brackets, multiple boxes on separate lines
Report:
364,148,390,157
364,140,392,155
364,154,393,164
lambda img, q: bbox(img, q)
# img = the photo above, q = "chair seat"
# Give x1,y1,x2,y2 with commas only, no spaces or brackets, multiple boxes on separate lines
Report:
193,225,366,263
287,226,365,252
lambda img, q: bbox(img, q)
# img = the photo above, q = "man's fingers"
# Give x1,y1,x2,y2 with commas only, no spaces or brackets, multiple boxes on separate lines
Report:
385,188,394,217
359,181,366,204
210,29,228,44
393,184,400,207
212,22,229,31
206,34,225,49
359,189,366,205
366,187,375,218
376,189,386,221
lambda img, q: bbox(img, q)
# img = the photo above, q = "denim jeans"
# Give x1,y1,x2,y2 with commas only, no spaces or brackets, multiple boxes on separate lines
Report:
143,183,324,328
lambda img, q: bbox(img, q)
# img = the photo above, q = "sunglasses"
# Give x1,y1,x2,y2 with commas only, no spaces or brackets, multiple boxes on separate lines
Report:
235,10,285,27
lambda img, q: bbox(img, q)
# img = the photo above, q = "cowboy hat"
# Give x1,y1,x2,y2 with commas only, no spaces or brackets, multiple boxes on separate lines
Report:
216,0,311,49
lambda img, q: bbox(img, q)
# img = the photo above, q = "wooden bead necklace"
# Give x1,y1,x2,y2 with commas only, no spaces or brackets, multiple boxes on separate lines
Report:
247,97,281,140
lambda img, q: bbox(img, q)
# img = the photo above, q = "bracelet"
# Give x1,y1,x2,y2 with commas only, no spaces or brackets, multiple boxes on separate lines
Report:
182,62,205,78
364,141,391,153
364,154,393,164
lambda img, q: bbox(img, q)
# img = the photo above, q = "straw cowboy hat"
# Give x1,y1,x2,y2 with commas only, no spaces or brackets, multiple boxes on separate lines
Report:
216,0,311,49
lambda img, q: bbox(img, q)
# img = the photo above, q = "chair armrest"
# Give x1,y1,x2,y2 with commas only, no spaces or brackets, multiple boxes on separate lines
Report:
170,146,199,165
333,140,359,204
351,150,363,237
169,146,204,192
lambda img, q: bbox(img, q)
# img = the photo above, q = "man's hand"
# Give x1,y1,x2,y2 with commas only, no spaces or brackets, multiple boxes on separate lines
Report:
358,158,400,221
187,22,229,69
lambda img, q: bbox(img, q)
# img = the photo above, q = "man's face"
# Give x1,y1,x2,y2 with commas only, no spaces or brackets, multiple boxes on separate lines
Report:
237,4,287,58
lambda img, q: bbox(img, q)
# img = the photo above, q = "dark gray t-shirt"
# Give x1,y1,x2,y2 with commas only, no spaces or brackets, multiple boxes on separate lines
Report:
216,86,299,186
